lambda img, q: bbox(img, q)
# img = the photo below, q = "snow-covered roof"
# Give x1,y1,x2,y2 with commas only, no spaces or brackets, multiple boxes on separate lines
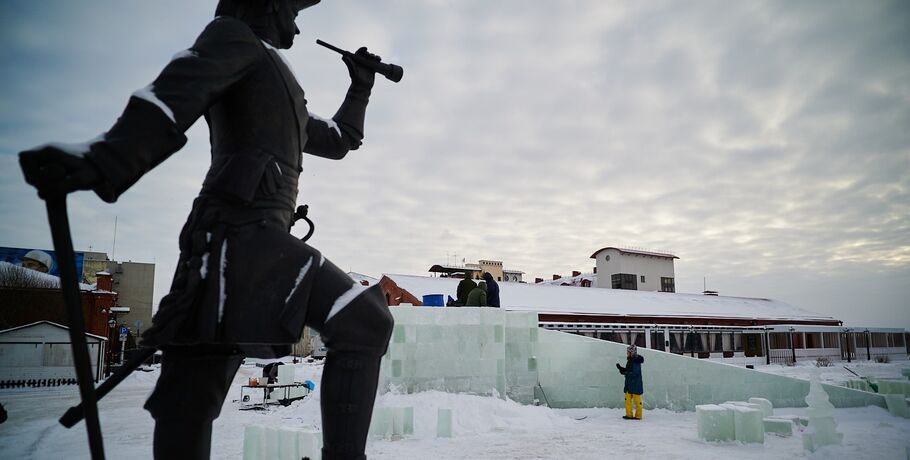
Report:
590,247,678,259
0,320,108,340
382,274,837,323
347,272,380,286
541,272,596,286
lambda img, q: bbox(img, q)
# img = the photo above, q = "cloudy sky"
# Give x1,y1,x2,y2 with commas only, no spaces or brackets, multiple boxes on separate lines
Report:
1,1,908,329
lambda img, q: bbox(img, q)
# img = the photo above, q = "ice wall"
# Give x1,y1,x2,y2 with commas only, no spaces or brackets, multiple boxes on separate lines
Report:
378,307,539,404
379,307,886,410
535,329,886,410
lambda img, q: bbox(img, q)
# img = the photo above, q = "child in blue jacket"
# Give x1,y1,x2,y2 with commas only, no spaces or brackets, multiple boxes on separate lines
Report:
616,344,644,420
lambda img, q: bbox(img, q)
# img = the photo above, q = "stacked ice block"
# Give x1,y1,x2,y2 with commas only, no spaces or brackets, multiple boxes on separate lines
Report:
842,379,874,392
883,394,910,418
242,425,322,460
378,307,538,402
697,399,780,443
876,379,910,397
696,404,734,441
368,406,415,439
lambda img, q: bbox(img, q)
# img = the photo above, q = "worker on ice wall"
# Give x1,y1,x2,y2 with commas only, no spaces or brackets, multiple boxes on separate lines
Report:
19,1,394,458
616,344,645,420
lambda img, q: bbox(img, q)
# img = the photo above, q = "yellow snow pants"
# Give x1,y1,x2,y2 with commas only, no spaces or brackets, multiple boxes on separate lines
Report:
624,393,642,419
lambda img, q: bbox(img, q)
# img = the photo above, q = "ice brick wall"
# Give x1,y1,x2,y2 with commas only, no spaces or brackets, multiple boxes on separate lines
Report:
378,307,539,404
378,308,886,410
535,329,887,410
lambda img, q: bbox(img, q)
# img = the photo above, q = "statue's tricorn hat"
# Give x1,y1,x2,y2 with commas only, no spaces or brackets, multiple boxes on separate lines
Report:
292,0,320,11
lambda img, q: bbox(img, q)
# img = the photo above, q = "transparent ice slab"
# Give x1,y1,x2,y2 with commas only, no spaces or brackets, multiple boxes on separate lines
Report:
696,404,734,442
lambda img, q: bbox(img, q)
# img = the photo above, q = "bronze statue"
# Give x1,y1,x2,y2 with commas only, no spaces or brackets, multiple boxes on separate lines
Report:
20,1,395,458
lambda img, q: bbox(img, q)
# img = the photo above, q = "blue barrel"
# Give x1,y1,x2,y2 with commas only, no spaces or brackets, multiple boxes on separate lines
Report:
422,294,445,307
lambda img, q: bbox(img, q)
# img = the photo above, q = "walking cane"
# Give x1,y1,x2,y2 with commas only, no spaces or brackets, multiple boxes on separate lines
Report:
42,185,106,459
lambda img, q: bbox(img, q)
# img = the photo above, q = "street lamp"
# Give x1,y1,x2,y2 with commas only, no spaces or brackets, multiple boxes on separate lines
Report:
106,319,116,377
842,328,852,363
789,327,796,365
865,329,871,361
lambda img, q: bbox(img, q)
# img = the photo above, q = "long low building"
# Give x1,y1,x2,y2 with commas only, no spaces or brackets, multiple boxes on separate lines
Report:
379,274,908,365
0,320,107,385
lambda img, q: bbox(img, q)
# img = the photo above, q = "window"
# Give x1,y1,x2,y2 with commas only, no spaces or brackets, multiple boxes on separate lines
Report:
651,332,666,351
605,255,610,261
769,333,789,349
871,333,888,348
822,332,839,348
805,333,822,349
792,333,804,349
893,333,905,348
640,275,646,283
853,333,867,348
660,277,675,293
611,273,637,290
744,333,763,357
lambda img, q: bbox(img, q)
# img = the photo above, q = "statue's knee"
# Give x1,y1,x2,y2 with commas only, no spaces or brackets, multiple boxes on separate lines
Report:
323,285,394,354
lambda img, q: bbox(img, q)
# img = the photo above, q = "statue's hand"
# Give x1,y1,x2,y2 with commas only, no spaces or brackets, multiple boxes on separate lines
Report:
342,47,379,90
19,143,101,198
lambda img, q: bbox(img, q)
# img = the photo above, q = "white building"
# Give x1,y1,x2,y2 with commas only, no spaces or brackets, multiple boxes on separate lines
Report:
0,321,107,384
591,247,677,292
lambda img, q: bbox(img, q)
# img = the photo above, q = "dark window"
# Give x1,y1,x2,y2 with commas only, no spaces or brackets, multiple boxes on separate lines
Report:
854,333,868,348
640,275,646,283
893,333,905,348
744,333,763,357
651,332,666,351
660,277,675,293
806,333,822,349
792,333,804,349
611,273,638,290
770,333,789,349
871,333,888,348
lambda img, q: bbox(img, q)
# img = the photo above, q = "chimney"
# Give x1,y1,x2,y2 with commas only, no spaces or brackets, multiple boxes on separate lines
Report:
552,274,560,280
572,271,581,277
96,272,113,291
535,278,543,284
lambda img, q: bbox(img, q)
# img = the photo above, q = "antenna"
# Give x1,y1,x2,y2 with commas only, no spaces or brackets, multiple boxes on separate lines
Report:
111,216,118,261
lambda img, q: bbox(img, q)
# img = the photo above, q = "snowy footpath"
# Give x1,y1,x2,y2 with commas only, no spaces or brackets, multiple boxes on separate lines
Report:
1,360,908,459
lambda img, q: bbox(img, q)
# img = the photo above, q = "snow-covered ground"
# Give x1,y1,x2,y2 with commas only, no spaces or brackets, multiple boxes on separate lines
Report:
753,360,907,386
1,360,908,459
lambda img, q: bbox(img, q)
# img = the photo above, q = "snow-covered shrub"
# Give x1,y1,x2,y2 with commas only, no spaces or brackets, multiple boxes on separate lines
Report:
874,355,890,363
815,357,831,367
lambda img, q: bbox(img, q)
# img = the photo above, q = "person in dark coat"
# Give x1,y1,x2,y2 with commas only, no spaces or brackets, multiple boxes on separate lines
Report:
482,272,500,308
455,272,477,306
18,1,394,458
616,344,645,420
465,281,488,306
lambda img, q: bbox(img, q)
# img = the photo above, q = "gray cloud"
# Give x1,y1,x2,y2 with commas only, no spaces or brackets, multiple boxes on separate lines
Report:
1,0,907,329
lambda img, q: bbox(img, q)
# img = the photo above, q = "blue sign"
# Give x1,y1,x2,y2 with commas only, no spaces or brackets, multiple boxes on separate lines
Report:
119,326,129,337
0,246,85,278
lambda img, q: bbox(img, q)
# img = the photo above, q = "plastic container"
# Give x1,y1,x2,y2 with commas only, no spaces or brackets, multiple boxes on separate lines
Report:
422,294,445,307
